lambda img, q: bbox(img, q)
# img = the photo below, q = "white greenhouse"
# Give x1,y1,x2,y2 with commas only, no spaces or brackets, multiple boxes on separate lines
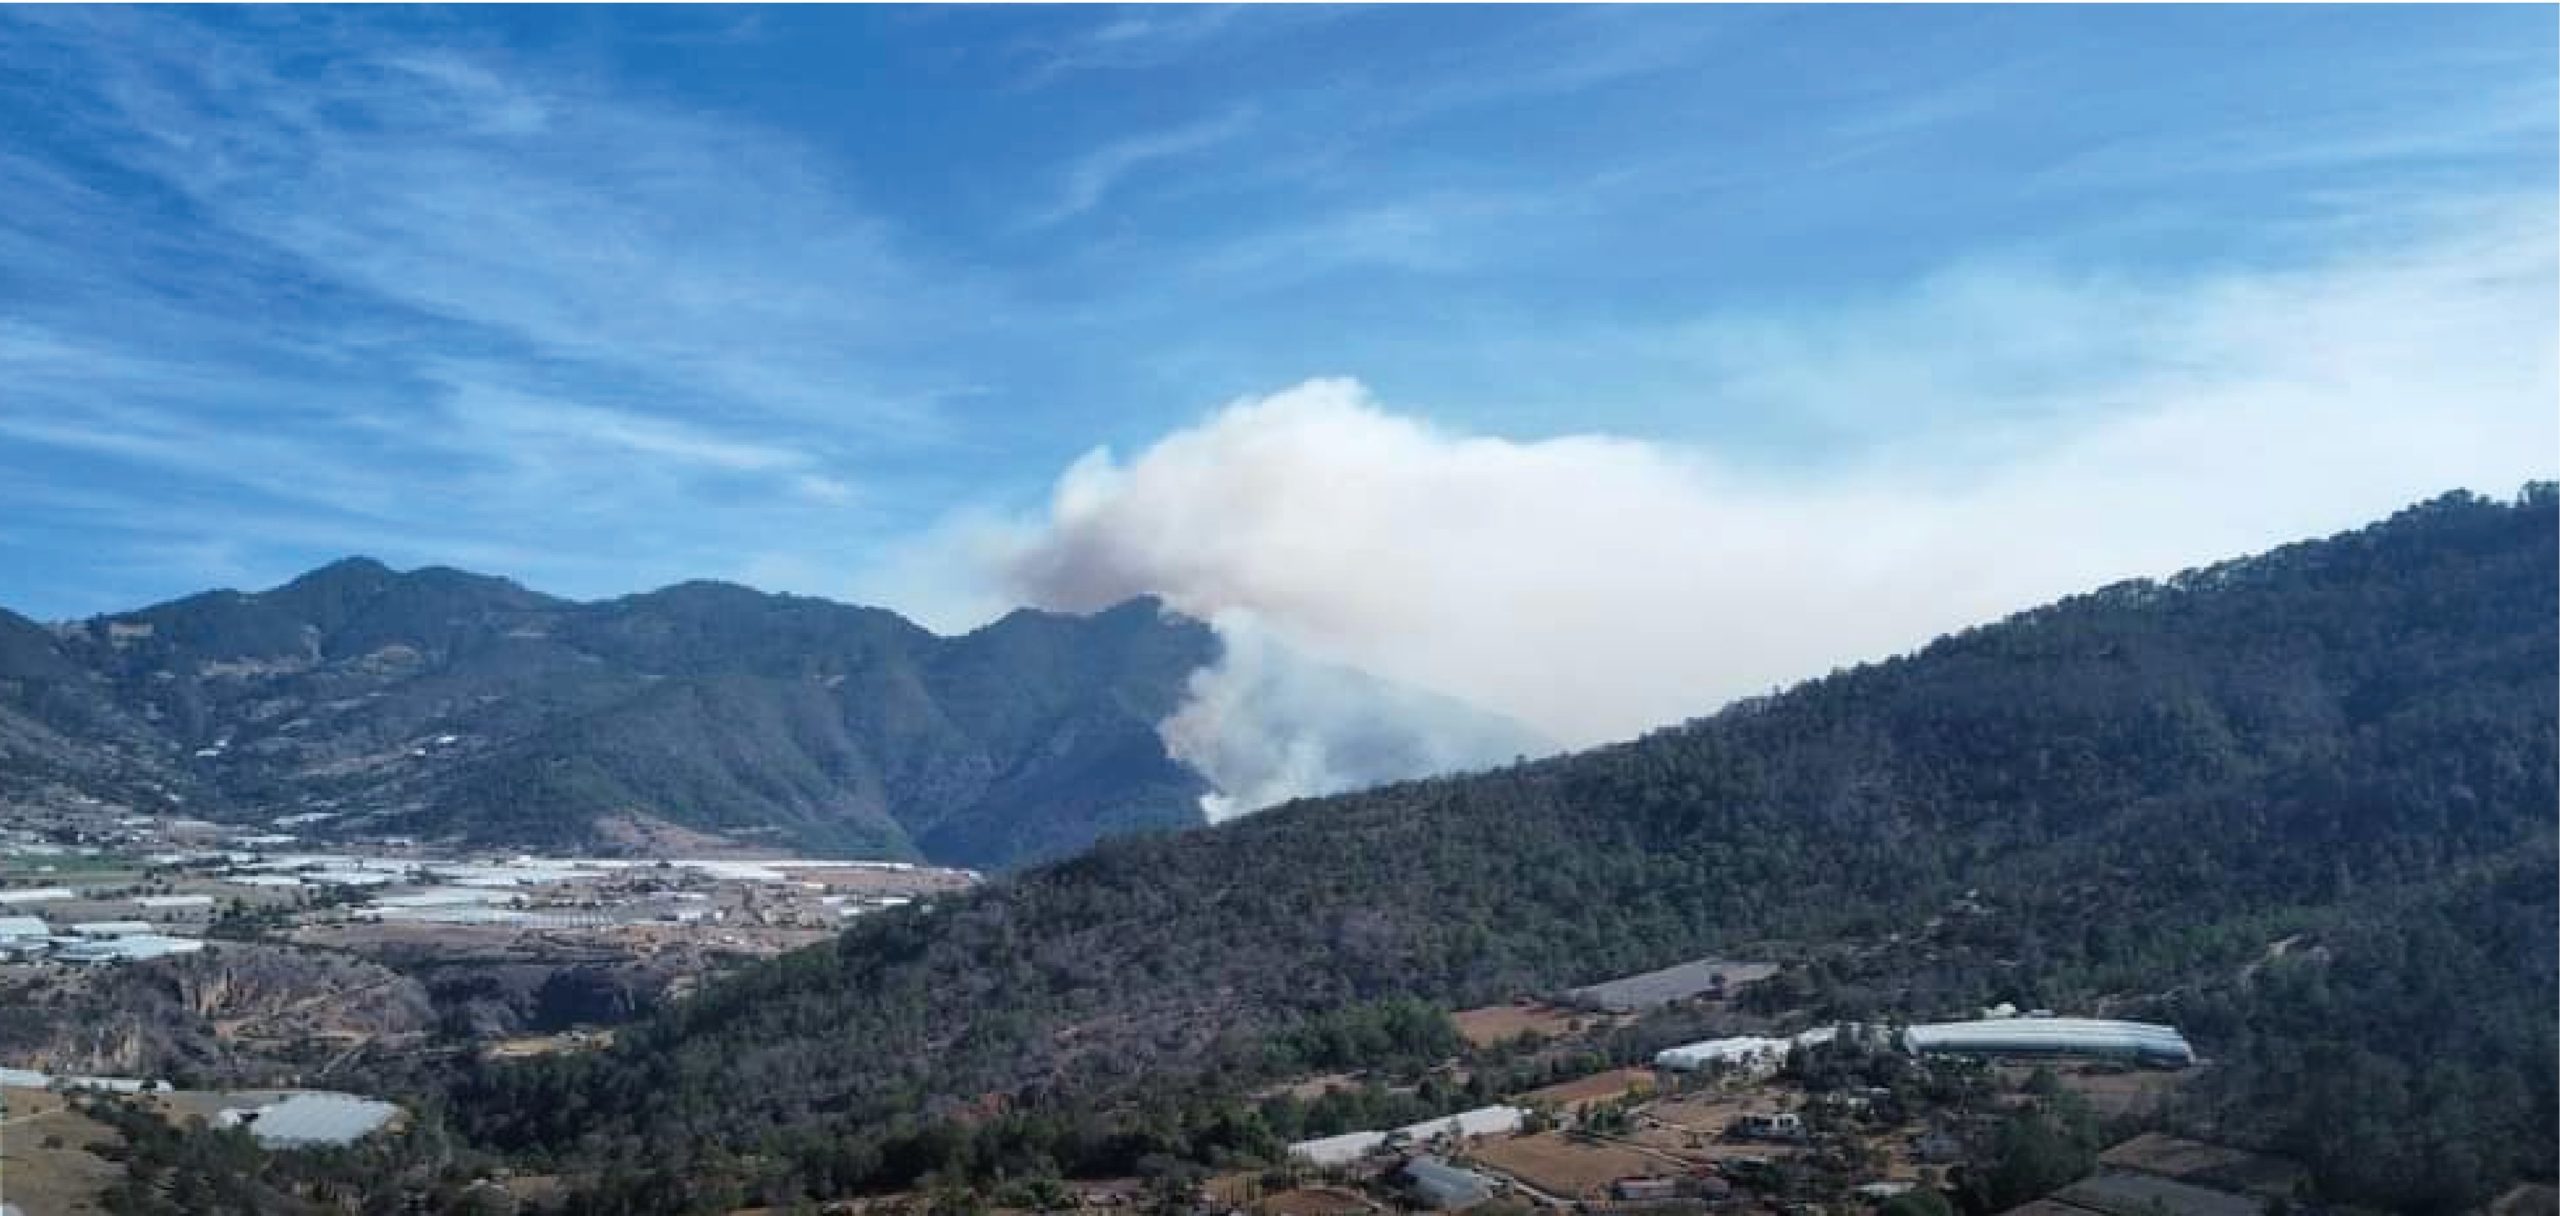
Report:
1900,1017,2194,1066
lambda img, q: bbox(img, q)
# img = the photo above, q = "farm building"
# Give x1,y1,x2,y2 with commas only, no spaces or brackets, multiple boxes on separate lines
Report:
1653,1035,1790,1076
1613,1177,1680,1202
1399,1158,1497,1210
1901,1018,2194,1066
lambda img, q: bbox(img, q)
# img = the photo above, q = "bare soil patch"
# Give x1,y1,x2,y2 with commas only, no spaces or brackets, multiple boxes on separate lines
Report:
0,1088,125,1215
1522,1066,1656,1109
1471,1132,1676,1199
1452,1003,1586,1048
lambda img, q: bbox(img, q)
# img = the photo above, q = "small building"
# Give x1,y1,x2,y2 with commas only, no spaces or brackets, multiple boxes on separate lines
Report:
1911,1129,1966,1164
1399,1158,1495,1211
0,888,76,904
1730,1112,1805,1142
1612,1177,1680,1202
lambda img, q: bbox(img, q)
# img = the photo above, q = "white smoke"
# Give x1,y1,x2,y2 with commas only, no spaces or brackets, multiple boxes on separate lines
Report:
988,209,2557,815
1156,611,1547,820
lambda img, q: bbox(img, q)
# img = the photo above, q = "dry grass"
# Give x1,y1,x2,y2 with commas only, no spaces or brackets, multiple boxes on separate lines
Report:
1470,1132,1675,1199
0,1087,126,1215
1452,1003,1586,1048
1997,1064,2194,1120
487,1028,617,1059
1521,1067,1656,1109
1254,1071,1363,1102
1258,1186,1379,1216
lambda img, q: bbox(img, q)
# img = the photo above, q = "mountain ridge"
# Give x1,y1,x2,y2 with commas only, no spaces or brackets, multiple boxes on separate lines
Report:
0,561,1220,869
441,486,2557,1214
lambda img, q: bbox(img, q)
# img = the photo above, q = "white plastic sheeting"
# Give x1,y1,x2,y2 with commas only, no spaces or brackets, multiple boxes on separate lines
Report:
242,1092,402,1147
1654,1036,1791,1073
1288,1104,1528,1165
1901,1017,2194,1065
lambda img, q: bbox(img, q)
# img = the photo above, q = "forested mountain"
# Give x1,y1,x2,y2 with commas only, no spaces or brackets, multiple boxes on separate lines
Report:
445,487,2558,1213
0,560,1221,868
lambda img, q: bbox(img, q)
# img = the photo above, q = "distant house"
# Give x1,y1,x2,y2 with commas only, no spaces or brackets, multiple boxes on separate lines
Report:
1612,1177,1679,1202
1729,1112,1805,1142
1398,1158,1496,1211
1911,1129,1966,1164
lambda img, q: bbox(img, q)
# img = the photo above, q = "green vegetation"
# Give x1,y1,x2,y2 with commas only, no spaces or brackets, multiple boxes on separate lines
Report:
416,488,2556,1214
0,561,1222,869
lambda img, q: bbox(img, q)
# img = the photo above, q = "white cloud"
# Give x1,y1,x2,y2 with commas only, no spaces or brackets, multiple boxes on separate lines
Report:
994,208,2555,801
1028,109,1257,227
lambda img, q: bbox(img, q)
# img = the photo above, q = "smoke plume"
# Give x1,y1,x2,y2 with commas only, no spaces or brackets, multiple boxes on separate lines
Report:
992,215,2556,816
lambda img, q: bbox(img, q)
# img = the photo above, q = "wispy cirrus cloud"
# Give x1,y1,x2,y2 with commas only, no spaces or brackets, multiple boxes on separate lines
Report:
0,3,2549,636
1024,107,1258,228
0,7,948,608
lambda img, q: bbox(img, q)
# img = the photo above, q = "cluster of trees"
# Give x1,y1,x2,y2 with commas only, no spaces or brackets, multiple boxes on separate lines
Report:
84,1095,508,1216
96,488,2559,1214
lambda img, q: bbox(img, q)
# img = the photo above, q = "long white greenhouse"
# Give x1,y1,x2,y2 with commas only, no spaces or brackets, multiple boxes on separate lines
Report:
1900,1017,2194,1066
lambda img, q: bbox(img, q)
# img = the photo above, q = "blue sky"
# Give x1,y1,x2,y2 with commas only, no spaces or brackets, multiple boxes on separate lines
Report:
1,4,2553,626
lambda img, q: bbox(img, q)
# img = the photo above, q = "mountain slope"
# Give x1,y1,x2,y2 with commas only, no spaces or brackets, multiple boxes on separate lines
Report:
446,487,2557,1211
2,561,1221,868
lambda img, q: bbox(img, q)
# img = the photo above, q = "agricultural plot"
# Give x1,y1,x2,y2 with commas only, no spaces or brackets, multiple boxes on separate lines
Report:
1521,1066,1656,1109
1470,1131,1676,1199
0,1085,125,1215
1451,1002,1587,1048
1565,959,1779,1013
1996,1063,2192,1120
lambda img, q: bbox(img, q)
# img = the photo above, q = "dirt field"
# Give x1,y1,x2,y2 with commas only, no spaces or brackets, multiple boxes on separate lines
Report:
1522,1066,1656,1109
1996,1064,2194,1120
487,1028,617,1059
1257,1186,1379,1216
1471,1132,1677,1199
1637,1092,1793,1135
0,1086,126,1214
1452,1003,1587,1048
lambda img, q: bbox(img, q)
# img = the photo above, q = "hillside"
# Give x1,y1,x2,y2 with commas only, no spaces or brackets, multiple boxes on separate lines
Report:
0,561,1220,868
444,487,2557,1212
